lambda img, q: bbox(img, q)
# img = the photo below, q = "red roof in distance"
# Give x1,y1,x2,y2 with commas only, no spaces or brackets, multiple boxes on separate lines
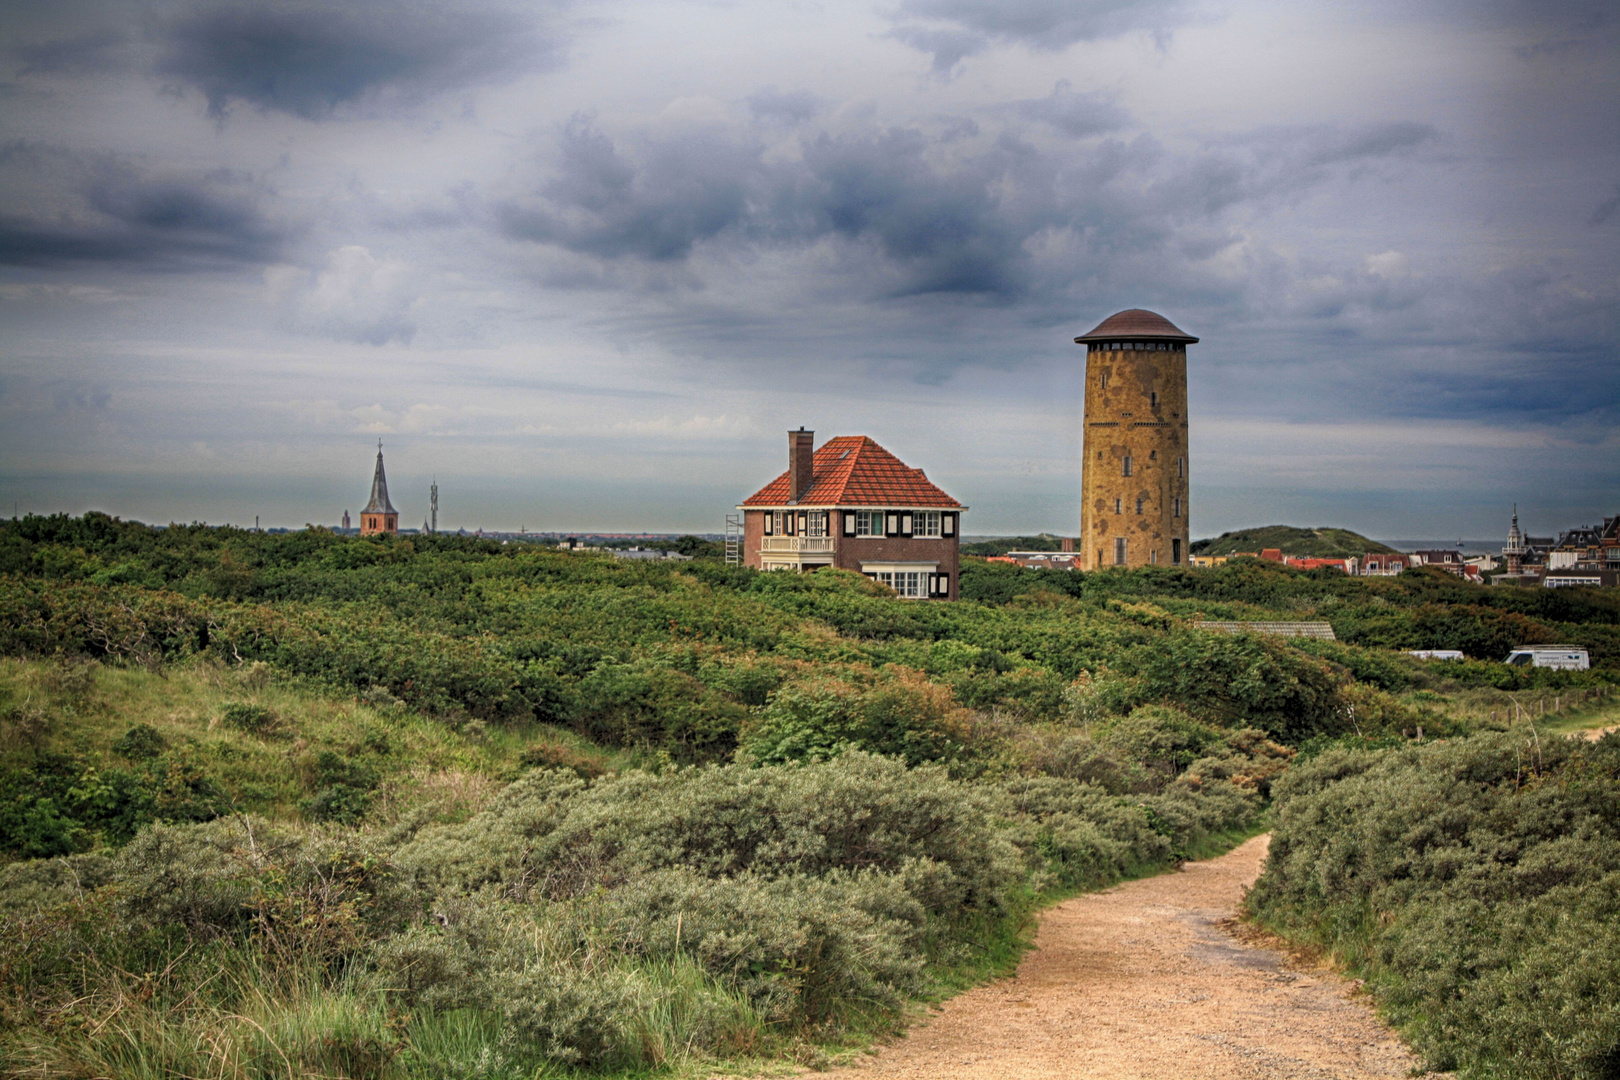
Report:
1074,308,1198,344
742,436,963,508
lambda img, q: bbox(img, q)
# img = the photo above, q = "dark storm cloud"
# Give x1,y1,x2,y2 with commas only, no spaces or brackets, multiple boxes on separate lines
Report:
888,0,1188,71
154,0,562,119
0,144,286,268
499,112,1443,305
498,117,759,262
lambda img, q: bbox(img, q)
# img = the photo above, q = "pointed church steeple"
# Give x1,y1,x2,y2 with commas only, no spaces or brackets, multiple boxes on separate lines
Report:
360,441,400,536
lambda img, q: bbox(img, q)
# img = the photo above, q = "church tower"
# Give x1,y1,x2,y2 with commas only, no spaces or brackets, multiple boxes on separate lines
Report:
1504,505,1525,575
360,442,399,536
1075,309,1197,570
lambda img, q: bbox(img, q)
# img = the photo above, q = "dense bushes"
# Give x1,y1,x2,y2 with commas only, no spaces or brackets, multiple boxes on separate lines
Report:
0,752,1260,1076
1247,730,1620,1079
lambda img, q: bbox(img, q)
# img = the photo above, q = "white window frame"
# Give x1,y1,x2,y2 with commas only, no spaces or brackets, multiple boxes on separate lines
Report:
855,509,881,537
861,562,938,600
805,510,827,538
916,511,942,538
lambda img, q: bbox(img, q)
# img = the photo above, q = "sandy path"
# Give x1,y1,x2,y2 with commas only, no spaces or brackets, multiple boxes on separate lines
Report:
820,835,1441,1080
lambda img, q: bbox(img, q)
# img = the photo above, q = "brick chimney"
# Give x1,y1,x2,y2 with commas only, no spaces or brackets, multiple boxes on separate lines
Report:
789,428,815,502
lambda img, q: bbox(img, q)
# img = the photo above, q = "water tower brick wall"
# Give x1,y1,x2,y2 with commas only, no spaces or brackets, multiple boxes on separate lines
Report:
1079,345,1190,570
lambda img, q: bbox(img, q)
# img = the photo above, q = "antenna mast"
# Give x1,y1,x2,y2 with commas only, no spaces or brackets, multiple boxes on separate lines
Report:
430,479,438,534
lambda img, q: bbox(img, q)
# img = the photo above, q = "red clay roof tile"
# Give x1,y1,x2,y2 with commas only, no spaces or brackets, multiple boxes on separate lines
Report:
742,436,963,508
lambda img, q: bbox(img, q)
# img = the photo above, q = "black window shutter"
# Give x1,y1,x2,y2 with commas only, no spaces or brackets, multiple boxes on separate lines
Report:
938,572,950,596
943,513,955,536
797,511,806,534
901,513,913,537
843,511,856,536
763,512,773,536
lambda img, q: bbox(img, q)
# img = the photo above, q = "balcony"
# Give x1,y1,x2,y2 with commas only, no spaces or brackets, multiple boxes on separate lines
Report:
761,536,835,554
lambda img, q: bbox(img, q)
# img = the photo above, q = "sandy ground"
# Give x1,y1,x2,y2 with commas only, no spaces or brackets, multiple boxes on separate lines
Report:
818,835,1443,1080
1581,724,1618,741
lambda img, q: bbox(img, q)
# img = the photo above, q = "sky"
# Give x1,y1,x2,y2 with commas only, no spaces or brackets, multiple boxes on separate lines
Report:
0,0,1615,539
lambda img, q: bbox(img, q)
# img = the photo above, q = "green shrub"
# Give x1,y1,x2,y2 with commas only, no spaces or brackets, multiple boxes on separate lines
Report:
219,701,278,735
741,671,972,766
300,750,380,824
1248,731,1620,1079
112,722,168,760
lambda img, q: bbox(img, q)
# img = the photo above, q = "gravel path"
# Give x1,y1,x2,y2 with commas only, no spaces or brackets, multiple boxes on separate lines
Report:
818,835,1443,1080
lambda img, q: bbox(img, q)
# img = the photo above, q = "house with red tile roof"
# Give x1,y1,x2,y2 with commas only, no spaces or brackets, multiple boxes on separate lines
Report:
738,429,965,599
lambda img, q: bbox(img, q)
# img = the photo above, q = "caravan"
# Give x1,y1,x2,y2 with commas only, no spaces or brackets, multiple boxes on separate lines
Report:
1503,646,1590,670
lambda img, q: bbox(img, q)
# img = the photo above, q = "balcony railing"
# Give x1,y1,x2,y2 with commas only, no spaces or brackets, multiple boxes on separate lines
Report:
761,536,835,553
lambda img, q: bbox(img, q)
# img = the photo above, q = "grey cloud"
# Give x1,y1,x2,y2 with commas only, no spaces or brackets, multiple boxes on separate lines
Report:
0,144,286,268
883,26,987,74
498,112,1445,305
1010,81,1127,138
155,0,561,119
889,0,1188,70
747,87,820,125
498,117,758,261
1592,183,1620,226
51,384,113,412
14,29,130,75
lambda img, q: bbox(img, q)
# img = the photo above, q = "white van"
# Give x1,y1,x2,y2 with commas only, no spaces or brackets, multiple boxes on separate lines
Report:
1503,646,1590,670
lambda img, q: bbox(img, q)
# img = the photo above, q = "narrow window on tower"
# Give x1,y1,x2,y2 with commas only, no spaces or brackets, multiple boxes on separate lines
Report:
1122,455,1133,477
1173,497,1181,518
1136,498,1144,515
1114,498,1122,514
1101,372,1109,390
1114,537,1128,565
1150,549,1158,564
1173,538,1182,564
1150,392,1158,409
1177,456,1185,478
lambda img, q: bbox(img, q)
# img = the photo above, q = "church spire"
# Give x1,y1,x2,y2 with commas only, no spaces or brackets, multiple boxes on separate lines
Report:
363,440,397,515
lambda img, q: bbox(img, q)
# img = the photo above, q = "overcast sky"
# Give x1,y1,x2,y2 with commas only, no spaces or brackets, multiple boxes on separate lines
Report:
0,0,1614,539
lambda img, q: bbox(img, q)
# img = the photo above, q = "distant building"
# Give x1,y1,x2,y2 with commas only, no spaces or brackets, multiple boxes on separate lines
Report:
739,429,964,599
341,509,350,531
989,551,1081,570
360,442,399,536
1494,507,1620,586
1363,552,1414,576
